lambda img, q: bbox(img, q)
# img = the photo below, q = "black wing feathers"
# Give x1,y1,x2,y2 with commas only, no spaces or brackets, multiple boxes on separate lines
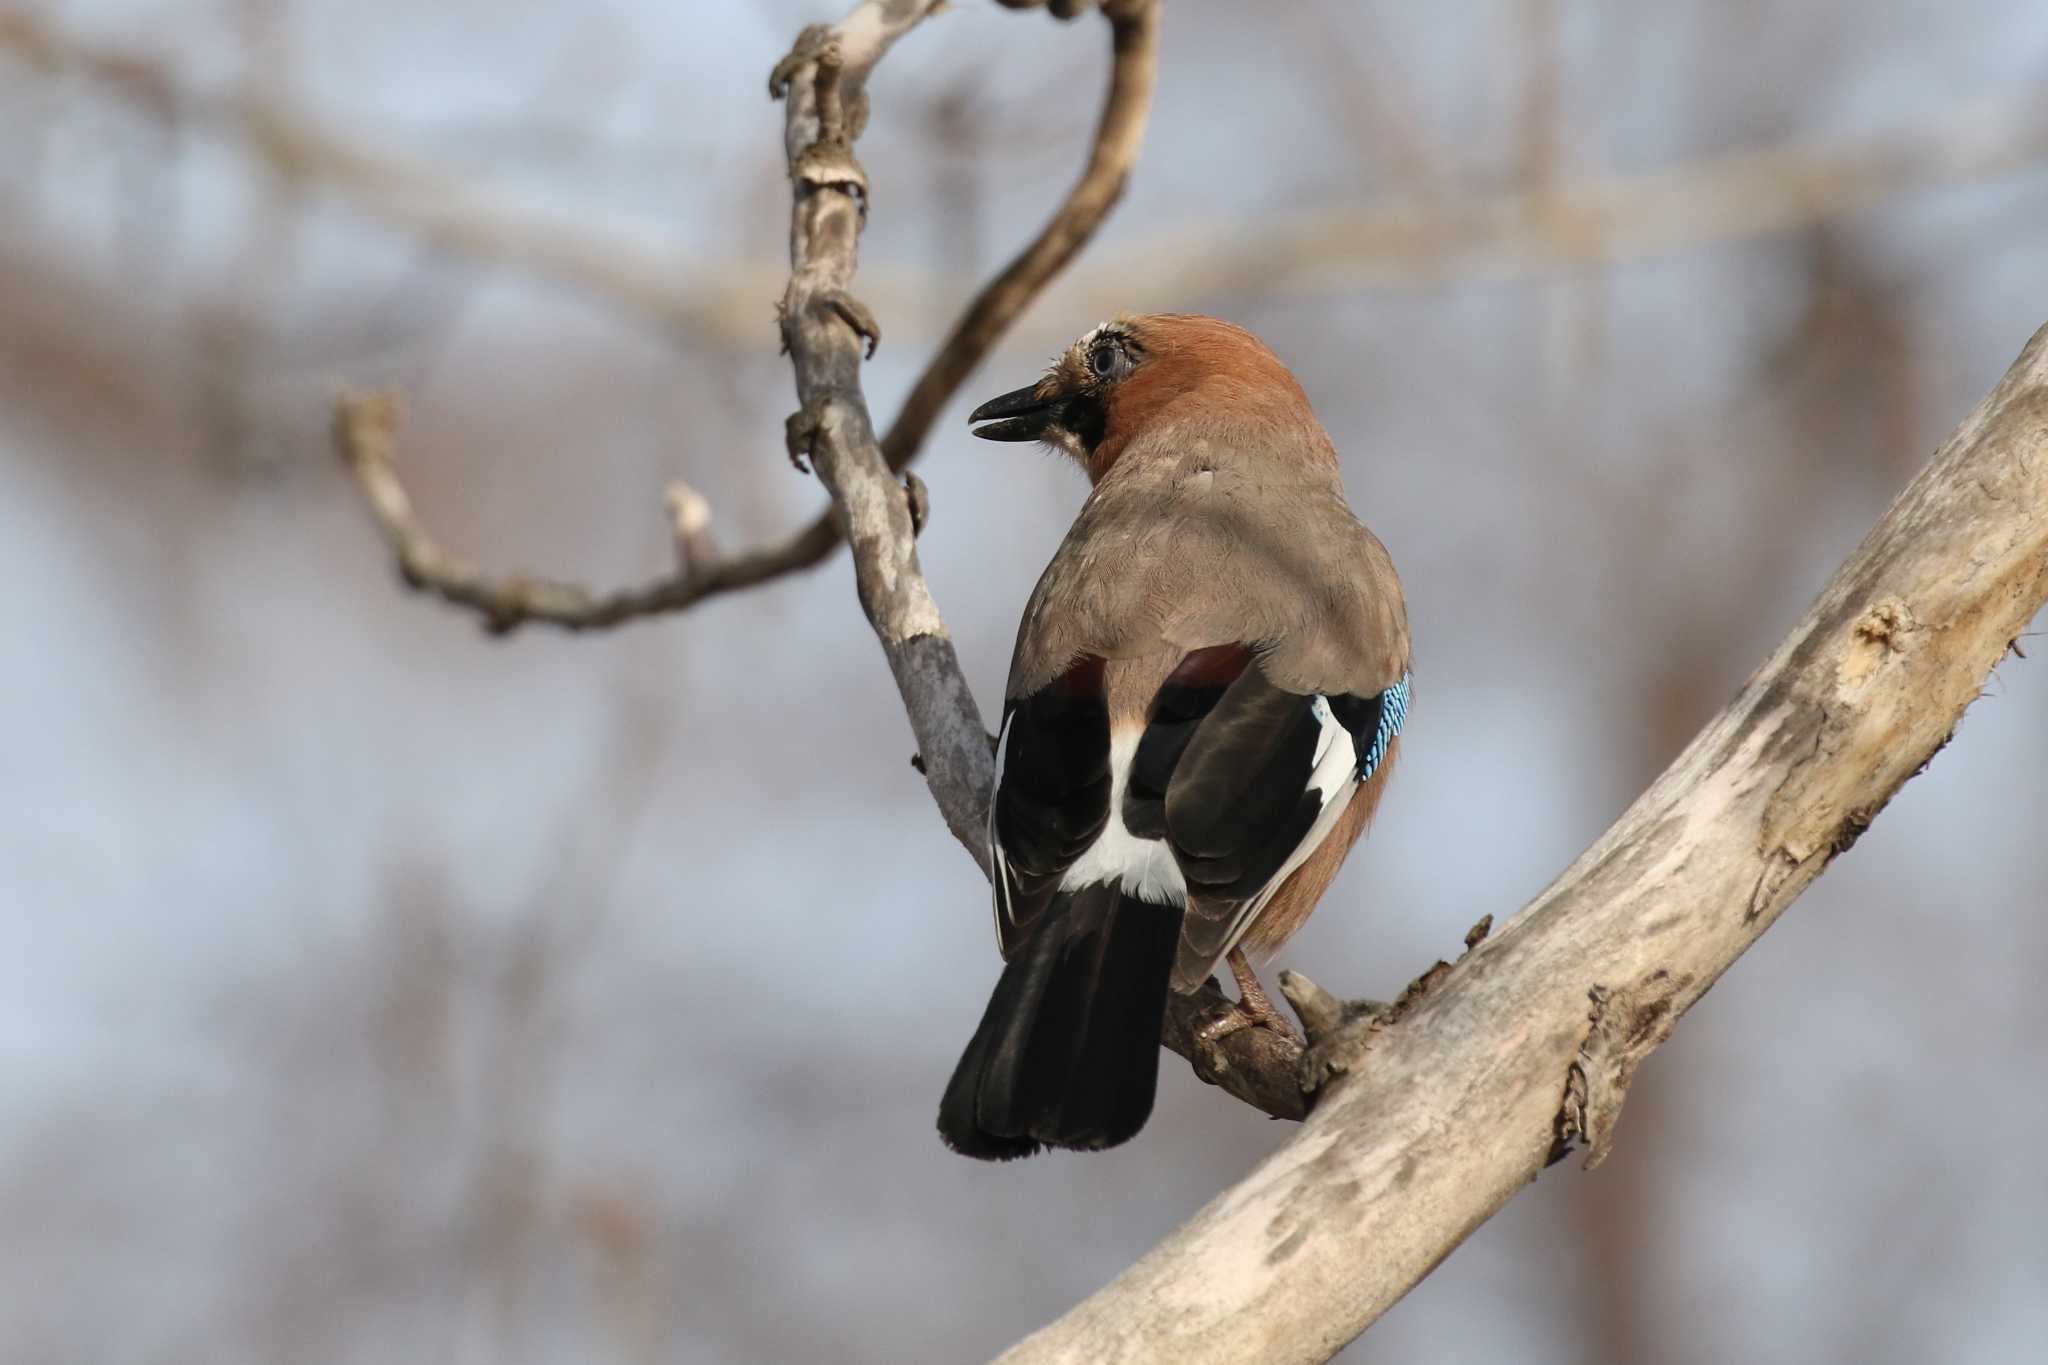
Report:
992,657,1110,942
1163,666,1326,901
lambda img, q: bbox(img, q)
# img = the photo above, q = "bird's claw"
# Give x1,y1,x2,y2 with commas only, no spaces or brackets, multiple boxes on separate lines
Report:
1197,989,1300,1045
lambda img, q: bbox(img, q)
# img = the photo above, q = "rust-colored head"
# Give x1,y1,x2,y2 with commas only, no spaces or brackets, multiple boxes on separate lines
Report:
968,314,1329,483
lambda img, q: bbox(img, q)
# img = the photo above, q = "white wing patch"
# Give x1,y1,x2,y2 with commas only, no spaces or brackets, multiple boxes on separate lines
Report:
1057,728,1188,906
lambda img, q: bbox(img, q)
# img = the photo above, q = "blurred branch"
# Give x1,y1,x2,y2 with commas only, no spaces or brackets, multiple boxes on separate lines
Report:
1101,91,2048,299
0,9,715,332
999,326,2048,1363
12,8,2048,344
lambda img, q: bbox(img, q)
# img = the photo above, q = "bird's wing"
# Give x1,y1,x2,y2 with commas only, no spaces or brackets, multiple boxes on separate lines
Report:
990,656,1112,958
1157,654,1409,992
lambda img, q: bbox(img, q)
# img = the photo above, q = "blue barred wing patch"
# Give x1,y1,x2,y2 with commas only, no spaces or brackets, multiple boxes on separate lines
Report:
1362,673,1409,780
1329,671,1411,785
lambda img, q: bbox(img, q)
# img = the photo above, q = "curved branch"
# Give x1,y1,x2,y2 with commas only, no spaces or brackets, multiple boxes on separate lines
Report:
330,393,824,633
322,0,1158,636
997,323,2048,1363
875,0,1158,475
636,0,1162,621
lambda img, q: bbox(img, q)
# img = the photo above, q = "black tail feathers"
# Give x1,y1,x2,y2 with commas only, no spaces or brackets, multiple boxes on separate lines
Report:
938,885,1182,1160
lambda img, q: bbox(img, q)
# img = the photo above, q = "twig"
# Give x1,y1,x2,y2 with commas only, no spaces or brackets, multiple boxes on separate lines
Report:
0,9,716,333
331,393,824,634
876,0,1159,474
997,322,2048,1364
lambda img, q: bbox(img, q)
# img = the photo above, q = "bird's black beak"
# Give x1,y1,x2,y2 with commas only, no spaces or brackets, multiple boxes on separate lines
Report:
969,384,1057,442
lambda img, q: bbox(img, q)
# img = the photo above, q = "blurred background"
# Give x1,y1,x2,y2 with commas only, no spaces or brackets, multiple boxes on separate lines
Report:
4,1,2046,1361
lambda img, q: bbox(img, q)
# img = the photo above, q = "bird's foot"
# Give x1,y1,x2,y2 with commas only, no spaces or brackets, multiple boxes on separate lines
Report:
1199,949,1302,1044
1197,991,1297,1044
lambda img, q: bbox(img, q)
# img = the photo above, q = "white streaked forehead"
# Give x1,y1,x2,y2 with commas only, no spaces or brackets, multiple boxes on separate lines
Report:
1073,319,1129,351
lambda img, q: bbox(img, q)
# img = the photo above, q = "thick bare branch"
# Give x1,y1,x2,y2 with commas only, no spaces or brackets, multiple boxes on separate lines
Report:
997,323,2048,1364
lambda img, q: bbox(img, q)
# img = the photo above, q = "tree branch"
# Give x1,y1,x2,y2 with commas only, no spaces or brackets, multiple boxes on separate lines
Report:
761,0,1318,1118
767,0,996,869
317,0,1157,635
331,392,817,633
995,323,2048,1363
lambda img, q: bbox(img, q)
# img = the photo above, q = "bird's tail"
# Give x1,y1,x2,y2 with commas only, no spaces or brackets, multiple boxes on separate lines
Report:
938,885,1183,1160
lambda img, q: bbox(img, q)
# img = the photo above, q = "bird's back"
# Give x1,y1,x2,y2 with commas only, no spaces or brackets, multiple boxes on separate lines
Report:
1008,427,1408,703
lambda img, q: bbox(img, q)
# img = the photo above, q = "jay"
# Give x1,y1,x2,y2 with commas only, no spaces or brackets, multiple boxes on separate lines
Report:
938,313,1411,1160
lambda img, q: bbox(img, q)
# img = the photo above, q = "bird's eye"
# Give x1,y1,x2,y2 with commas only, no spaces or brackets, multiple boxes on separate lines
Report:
1089,343,1123,379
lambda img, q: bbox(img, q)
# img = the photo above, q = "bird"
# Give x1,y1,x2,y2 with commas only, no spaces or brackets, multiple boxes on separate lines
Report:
938,313,1411,1160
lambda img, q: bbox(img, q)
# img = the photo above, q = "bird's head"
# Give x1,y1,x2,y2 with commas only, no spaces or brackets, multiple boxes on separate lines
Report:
968,313,1324,484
